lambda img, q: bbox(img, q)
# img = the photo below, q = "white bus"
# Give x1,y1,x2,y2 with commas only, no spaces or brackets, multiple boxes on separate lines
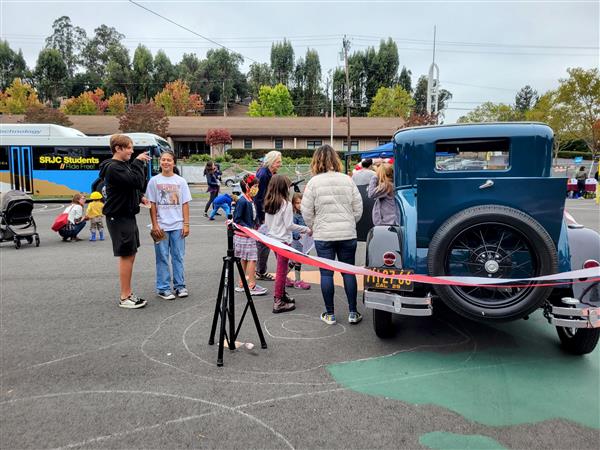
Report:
0,124,171,195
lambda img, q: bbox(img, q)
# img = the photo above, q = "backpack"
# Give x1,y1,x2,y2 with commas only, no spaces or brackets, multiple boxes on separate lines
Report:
51,205,73,232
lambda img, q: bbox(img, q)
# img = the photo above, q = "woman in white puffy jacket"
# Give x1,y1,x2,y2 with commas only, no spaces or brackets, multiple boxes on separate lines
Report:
301,145,363,326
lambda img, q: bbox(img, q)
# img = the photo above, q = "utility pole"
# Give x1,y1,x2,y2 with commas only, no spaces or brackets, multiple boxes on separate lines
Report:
327,69,334,145
343,35,351,153
222,79,228,117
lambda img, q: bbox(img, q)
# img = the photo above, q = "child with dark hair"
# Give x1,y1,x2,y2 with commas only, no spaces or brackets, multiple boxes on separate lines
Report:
265,175,311,313
232,174,267,296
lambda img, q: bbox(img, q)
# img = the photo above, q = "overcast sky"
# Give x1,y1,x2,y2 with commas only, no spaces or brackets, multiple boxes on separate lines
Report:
1,0,598,123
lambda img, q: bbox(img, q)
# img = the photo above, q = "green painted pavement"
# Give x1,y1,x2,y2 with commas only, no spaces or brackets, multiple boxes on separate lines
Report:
327,313,599,428
419,432,506,450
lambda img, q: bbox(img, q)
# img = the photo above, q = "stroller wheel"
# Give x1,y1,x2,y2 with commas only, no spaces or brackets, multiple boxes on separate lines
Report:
26,236,33,244
35,236,40,247
14,238,21,249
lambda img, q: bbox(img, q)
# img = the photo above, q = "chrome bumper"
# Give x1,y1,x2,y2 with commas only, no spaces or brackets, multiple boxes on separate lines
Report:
364,290,433,316
544,298,600,329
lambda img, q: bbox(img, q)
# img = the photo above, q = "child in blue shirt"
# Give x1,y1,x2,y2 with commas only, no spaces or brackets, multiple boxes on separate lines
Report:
209,193,238,220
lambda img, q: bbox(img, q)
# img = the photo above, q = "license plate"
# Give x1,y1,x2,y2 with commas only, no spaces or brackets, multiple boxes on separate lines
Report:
364,268,414,292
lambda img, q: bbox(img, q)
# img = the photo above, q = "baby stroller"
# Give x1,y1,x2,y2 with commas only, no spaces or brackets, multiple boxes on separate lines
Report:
0,190,40,249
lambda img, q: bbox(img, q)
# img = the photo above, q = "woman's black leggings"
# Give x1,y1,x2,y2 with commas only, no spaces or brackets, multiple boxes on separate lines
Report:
205,190,218,213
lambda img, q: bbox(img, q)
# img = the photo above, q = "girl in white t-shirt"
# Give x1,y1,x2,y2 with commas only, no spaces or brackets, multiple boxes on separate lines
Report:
264,175,310,314
145,151,192,300
59,193,88,242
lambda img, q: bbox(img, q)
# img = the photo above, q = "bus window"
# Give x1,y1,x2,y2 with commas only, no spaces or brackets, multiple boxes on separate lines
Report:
55,146,85,157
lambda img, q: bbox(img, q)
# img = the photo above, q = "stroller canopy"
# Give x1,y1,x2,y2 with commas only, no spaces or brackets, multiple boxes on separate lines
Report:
0,190,33,212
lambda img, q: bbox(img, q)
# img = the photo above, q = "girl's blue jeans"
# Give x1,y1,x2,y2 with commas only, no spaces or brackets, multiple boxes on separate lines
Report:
154,229,186,293
314,239,358,314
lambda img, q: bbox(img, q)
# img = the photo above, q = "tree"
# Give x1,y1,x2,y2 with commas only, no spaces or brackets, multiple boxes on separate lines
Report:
457,102,521,123
201,49,245,114
291,49,324,116
374,38,399,89
248,83,294,117
119,102,169,136
44,16,87,77
271,39,294,86
132,45,154,102
61,88,107,115
107,92,127,115
154,79,204,116
34,48,68,104
555,67,600,158
398,66,412,94
247,62,272,98
437,89,453,121
368,86,414,118
525,90,566,161
82,24,125,79
176,53,204,93
153,50,176,93
206,128,232,157
0,78,42,113
0,40,29,89
515,85,538,114
69,71,103,97
413,75,428,115
104,45,132,103
22,105,72,126
403,112,438,127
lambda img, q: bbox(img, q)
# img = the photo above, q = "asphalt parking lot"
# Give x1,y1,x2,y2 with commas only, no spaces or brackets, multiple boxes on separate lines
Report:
0,198,598,449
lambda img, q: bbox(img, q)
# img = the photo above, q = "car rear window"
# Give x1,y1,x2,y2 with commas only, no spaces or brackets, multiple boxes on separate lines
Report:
435,138,510,172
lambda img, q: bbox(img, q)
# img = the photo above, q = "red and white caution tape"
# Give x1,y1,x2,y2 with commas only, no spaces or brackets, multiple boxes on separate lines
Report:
234,224,600,288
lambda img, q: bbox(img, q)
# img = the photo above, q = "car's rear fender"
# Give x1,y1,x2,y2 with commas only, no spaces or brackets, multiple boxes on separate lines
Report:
365,225,404,269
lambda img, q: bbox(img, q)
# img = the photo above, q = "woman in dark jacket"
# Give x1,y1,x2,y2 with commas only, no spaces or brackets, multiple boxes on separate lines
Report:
204,161,221,216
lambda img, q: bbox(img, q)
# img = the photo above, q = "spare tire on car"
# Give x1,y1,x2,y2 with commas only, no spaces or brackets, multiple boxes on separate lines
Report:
428,205,558,322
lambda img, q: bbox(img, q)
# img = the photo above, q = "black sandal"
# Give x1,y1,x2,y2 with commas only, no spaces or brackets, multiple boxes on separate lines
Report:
256,272,275,281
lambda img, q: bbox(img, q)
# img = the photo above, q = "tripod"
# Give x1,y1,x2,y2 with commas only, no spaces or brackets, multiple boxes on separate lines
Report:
208,218,267,366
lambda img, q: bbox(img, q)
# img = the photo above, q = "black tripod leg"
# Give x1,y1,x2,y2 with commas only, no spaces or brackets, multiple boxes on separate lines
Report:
216,273,229,367
236,260,268,349
227,258,236,351
208,261,227,346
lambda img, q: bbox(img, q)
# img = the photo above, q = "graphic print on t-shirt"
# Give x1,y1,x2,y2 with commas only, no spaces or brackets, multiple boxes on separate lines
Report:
157,183,181,206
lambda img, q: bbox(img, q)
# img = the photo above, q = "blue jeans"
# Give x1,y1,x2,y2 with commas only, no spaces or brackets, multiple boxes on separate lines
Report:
210,203,231,219
154,229,186,292
314,239,358,314
59,221,86,239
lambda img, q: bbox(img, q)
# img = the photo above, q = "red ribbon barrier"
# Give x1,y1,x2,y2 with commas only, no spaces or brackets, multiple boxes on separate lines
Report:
233,223,600,289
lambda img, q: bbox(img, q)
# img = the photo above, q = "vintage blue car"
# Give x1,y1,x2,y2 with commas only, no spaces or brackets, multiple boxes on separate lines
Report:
359,122,600,355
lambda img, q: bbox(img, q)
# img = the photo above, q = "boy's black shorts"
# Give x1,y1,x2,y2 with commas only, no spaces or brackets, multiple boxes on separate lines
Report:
106,216,140,257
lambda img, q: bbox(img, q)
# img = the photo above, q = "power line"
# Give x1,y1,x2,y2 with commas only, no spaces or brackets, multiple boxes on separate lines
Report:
127,0,258,63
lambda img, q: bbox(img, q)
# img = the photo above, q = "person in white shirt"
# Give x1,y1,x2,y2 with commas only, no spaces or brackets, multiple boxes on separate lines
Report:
58,193,88,242
145,151,192,300
265,175,310,313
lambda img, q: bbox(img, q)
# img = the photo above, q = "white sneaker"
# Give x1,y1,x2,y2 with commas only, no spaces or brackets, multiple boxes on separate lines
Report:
119,293,147,309
176,288,188,298
234,286,244,292
250,285,268,296
158,291,176,300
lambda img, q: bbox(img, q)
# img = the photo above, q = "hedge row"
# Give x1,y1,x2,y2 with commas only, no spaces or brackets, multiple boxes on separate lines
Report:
226,148,318,159
557,151,595,160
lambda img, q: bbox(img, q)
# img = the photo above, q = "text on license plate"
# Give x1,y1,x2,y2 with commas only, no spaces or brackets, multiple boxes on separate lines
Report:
365,268,414,291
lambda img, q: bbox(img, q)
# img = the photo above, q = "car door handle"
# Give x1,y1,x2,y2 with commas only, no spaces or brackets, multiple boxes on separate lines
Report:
479,180,494,189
